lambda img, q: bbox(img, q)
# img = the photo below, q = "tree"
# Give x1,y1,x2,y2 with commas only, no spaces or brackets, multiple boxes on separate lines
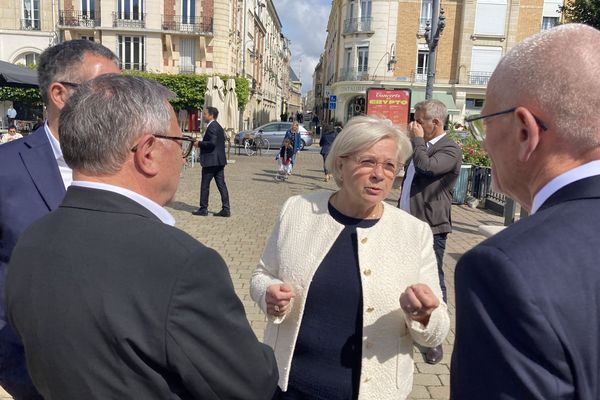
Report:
560,0,600,29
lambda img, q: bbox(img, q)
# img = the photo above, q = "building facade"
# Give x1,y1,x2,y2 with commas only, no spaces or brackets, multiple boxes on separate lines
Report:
315,0,563,124
0,0,298,130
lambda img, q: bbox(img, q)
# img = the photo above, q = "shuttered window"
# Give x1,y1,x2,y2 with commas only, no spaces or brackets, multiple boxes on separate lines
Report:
470,46,502,85
474,0,507,36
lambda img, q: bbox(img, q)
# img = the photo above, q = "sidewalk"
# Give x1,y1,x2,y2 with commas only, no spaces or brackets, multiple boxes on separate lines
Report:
0,149,503,400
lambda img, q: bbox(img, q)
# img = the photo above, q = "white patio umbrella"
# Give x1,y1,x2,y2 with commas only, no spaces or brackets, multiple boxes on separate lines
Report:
222,78,239,134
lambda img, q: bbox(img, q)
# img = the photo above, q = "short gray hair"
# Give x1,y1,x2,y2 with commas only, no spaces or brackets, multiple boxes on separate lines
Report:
490,23,600,148
413,99,447,122
326,115,412,187
37,39,119,105
59,74,175,174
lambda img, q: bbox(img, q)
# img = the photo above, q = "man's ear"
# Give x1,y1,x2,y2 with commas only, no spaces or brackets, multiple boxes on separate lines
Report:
48,82,72,110
132,134,160,177
514,107,542,163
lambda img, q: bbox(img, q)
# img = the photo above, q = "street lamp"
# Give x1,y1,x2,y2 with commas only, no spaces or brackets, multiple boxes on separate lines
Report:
372,43,397,79
424,1,446,99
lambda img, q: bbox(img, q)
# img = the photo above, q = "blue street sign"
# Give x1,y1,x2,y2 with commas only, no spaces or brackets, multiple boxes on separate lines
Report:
329,102,336,110
330,95,337,103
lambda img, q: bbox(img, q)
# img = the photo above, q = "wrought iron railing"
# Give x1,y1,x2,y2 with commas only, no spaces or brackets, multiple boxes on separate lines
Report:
113,12,146,28
161,15,213,33
343,17,372,33
468,71,492,85
20,19,40,30
412,68,428,82
466,166,506,204
59,10,100,27
179,65,195,74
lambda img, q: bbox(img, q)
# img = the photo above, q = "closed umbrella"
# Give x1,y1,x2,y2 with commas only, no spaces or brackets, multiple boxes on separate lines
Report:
222,79,239,160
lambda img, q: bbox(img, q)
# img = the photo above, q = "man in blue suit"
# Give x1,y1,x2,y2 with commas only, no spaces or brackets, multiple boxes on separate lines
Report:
451,24,600,399
0,40,119,398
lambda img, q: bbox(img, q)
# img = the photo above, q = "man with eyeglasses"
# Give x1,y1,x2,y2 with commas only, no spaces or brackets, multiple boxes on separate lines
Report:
451,24,600,399
5,75,278,399
0,40,119,399
397,99,462,365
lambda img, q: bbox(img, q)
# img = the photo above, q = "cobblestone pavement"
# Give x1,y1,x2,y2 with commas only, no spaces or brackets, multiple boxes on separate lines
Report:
0,148,503,400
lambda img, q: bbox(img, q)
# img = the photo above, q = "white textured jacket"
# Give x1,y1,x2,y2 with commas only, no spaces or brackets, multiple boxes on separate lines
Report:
250,191,450,400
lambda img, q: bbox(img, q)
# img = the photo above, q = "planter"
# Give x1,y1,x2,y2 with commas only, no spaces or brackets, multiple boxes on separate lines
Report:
452,164,472,204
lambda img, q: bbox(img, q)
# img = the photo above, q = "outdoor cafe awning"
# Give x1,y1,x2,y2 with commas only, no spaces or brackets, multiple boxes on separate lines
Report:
410,90,460,115
0,60,38,88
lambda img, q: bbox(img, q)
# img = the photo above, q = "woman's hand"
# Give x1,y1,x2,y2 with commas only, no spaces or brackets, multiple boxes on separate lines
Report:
266,283,295,318
400,284,440,326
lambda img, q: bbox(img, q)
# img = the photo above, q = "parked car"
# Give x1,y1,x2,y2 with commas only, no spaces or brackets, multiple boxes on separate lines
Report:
234,122,313,150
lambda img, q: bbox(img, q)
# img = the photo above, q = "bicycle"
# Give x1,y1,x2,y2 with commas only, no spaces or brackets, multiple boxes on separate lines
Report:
244,131,270,156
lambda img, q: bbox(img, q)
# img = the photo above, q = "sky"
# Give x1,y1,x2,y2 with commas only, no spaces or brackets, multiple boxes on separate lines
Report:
276,0,331,96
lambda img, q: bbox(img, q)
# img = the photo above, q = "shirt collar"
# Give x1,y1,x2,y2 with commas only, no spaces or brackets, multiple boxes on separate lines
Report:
531,160,600,214
44,121,63,161
427,132,446,147
71,181,176,226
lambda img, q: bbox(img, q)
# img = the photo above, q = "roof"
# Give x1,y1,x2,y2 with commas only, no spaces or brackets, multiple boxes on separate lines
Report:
289,66,299,82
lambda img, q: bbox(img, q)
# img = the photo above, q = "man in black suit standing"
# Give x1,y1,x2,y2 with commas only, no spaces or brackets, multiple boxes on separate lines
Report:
5,75,278,399
398,99,462,364
451,24,600,399
193,106,230,217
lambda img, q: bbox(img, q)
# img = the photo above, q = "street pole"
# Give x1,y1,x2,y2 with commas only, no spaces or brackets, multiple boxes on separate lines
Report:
425,0,446,100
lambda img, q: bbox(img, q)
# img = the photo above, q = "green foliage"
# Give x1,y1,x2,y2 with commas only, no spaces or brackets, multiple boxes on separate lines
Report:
124,71,250,110
448,124,491,167
560,0,600,29
0,87,42,105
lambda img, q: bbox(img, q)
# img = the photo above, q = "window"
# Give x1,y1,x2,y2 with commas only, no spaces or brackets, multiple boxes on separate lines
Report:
24,53,39,66
179,39,195,73
470,46,502,85
117,0,144,20
474,0,507,36
357,46,369,74
81,35,94,41
420,0,432,31
360,0,372,18
81,0,95,18
416,49,429,81
22,0,40,30
118,35,145,70
181,0,195,24
466,98,485,109
541,16,559,31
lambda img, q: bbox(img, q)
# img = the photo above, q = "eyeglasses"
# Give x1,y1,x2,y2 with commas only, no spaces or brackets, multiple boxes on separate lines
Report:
465,107,548,141
345,155,402,177
58,81,80,89
131,134,196,158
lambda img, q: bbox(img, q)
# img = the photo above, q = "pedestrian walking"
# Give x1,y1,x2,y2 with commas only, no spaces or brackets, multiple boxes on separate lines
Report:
284,121,302,172
319,123,338,181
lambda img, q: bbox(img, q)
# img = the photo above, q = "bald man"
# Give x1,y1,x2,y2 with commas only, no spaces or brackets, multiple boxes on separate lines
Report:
451,24,600,399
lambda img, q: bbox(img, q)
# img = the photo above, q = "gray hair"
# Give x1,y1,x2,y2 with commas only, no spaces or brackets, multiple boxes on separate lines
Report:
326,115,412,187
490,23,600,148
413,99,447,122
59,74,175,174
38,39,119,105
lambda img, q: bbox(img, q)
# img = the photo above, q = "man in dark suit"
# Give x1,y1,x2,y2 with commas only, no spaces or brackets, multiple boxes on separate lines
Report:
6,74,278,399
0,40,119,399
398,99,461,364
193,106,231,217
451,24,600,399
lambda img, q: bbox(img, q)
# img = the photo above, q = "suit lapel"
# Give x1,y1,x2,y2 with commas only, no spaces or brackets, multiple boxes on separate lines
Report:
19,128,66,211
538,175,600,212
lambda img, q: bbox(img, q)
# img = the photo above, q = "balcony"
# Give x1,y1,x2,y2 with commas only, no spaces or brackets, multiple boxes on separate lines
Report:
179,65,196,74
20,19,40,30
161,15,213,34
468,71,492,85
343,17,372,34
412,68,428,82
59,10,100,28
339,67,370,82
119,62,146,71
113,12,146,28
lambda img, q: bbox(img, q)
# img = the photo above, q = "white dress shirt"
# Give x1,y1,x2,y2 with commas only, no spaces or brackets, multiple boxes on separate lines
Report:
44,122,73,189
399,133,447,213
71,181,176,226
530,160,600,214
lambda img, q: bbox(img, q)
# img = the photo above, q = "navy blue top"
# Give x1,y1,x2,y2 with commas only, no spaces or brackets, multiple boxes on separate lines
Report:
279,202,379,400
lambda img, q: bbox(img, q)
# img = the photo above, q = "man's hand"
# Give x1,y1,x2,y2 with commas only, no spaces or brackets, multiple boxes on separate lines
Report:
408,121,425,139
400,284,440,326
266,283,295,317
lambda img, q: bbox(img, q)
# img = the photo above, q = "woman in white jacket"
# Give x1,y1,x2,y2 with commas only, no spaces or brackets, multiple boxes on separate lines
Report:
250,115,450,400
